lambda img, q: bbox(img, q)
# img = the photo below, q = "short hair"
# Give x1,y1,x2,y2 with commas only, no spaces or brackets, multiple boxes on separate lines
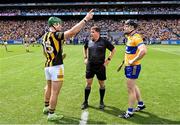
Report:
125,19,138,29
48,16,62,27
91,26,101,33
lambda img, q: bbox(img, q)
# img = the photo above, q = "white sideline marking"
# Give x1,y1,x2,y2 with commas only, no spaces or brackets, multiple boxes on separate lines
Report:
79,110,89,125
151,48,180,56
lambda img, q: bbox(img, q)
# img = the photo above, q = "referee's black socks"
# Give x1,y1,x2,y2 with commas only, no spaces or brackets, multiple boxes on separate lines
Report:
99,87,105,103
84,86,91,103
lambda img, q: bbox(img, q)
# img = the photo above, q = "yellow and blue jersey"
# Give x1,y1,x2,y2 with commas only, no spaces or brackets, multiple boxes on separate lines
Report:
125,33,144,66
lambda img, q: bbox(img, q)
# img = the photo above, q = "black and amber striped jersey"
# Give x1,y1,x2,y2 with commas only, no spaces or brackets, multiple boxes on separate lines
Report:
42,32,64,67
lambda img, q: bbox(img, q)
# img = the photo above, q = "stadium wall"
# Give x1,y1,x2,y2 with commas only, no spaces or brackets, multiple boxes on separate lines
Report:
1,40,180,45
161,40,180,45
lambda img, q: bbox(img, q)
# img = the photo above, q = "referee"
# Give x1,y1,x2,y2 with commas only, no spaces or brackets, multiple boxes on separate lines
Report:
81,26,116,110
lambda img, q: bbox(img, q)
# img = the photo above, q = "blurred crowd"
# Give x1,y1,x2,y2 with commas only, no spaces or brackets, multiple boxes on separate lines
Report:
0,6,179,14
0,20,46,41
0,19,179,43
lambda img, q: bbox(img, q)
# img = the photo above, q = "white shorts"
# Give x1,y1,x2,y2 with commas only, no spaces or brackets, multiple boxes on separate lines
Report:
4,42,7,45
24,43,29,47
44,65,64,81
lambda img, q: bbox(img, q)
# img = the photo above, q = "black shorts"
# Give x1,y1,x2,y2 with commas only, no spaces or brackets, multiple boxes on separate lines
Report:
86,63,106,80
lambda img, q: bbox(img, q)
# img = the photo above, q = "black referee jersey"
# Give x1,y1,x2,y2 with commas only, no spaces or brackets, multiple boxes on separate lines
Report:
84,37,114,64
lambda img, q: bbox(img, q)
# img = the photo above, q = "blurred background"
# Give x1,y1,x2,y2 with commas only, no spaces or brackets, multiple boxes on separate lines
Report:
0,0,179,45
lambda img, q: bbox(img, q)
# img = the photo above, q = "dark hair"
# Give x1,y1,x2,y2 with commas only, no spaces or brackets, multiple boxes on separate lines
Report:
91,26,101,33
125,19,138,29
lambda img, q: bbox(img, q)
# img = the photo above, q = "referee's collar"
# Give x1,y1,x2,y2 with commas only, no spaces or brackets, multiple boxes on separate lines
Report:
93,36,101,42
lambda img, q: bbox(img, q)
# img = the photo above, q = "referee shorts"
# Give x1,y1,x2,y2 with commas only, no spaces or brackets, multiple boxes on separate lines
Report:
86,63,106,80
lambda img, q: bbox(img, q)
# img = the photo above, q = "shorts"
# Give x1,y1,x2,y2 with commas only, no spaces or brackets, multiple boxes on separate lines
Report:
86,63,106,80
4,42,7,45
125,65,141,79
24,43,29,47
44,65,64,81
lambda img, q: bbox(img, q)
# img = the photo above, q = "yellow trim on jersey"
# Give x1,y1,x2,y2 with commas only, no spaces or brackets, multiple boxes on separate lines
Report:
47,32,52,67
43,33,50,67
52,33,59,52
46,33,54,66
43,32,64,67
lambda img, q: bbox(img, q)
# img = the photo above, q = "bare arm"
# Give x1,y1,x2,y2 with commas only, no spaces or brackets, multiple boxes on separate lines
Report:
64,9,93,39
104,47,116,66
129,44,147,65
83,47,88,59
83,47,88,64
107,48,116,60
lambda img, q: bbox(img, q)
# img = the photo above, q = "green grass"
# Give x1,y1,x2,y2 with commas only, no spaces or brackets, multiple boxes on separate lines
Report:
0,44,180,124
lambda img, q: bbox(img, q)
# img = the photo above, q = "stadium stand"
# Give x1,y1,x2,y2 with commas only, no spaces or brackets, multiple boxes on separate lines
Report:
0,0,179,44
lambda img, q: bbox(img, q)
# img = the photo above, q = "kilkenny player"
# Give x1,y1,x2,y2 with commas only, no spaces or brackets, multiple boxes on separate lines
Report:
42,10,93,121
23,35,30,52
2,35,8,52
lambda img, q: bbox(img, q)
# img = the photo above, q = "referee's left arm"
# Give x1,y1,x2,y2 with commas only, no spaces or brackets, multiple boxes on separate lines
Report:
106,40,116,61
83,41,88,59
106,47,116,62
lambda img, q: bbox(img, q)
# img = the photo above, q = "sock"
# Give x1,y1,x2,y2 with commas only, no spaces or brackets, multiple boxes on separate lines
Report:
99,87,105,103
45,101,49,107
128,108,133,114
138,101,144,106
84,87,91,103
49,108,55,114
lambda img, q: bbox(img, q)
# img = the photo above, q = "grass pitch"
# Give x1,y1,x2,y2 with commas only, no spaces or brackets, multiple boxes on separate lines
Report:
0,44,180,124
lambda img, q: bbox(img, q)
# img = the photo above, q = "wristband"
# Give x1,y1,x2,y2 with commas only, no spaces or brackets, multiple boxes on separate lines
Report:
83,19,87,23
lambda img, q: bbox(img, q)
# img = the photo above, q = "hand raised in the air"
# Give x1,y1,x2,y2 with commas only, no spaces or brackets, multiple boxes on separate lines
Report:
84,9,94,21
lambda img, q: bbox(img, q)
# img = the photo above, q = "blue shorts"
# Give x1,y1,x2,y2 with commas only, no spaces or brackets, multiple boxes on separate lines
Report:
125,65,141,79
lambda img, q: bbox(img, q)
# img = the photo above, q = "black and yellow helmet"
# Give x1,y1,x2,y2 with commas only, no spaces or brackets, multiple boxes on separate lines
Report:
125,19,138,28
48,16,62,27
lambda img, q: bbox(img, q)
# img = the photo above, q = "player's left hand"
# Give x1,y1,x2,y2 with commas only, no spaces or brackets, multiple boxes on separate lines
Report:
104,59,110,67
128,60,134,65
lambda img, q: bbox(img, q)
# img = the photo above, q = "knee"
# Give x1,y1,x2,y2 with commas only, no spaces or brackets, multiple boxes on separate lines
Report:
100,85,105,89
127,84,135,93
99,81,105,89
52,91,59,96
86,82,92,88
52,89,60,96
